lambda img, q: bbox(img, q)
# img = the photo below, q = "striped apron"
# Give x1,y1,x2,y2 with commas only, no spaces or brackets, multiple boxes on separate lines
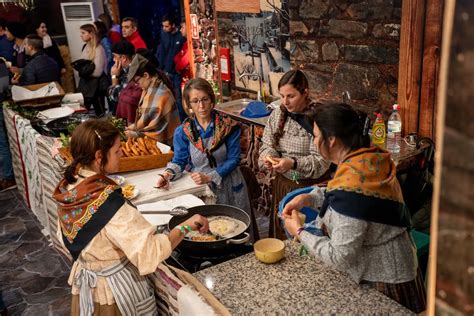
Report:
74,258,158,316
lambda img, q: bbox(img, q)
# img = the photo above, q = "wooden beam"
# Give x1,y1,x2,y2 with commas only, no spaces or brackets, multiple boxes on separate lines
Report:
427,0,455,313
215,0,260,13
419,0,444,138
183,2,195,79
398,0,427,135
108,0,120,23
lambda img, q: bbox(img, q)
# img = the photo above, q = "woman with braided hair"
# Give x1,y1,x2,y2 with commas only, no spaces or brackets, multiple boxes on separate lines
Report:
259,69,330,238
53,119,208,315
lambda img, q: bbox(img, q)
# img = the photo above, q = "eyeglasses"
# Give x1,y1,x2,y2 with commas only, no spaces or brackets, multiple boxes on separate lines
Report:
189,97,211,106
133,76,141,83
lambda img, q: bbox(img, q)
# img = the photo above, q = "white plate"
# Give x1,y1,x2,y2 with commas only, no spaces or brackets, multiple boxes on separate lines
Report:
108,175,125,186
130,188,140,199
124,187,139,200
39,106,74,122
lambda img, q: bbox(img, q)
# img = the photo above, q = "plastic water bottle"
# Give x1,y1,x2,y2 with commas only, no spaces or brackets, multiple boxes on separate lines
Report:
387,104,402,153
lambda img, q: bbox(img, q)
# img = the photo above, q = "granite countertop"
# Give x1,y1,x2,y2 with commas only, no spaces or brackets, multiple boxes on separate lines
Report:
194,240,413,314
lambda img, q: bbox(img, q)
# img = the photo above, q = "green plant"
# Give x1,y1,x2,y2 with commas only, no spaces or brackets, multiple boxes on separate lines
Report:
3,101,38,120
59,133,70,147
107,116,127,140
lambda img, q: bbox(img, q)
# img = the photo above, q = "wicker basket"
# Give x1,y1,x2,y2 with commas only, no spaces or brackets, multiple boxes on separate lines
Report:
58,147,173,173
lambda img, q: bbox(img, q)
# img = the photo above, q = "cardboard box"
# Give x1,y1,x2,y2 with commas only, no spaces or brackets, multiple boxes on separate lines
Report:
12,82,65,109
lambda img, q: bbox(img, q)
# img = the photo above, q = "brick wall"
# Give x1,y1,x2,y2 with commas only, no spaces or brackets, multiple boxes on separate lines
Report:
289,0,401,115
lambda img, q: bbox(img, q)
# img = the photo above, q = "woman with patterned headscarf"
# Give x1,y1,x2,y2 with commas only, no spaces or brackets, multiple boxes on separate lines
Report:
282,103,426,313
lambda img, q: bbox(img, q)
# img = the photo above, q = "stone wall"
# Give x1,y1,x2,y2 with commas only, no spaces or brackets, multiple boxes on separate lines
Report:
289,0,401,115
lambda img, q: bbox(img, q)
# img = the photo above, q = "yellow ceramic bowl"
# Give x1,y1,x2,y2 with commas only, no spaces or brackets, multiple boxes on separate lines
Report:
254,238,285,264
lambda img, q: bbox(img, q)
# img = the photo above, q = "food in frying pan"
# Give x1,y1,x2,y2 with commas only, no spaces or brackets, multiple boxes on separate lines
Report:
209,217,237,236
184,215,246,242
190,235,217,241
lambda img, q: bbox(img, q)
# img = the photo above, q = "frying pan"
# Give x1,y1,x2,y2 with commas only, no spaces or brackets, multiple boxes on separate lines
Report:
168,204,251,257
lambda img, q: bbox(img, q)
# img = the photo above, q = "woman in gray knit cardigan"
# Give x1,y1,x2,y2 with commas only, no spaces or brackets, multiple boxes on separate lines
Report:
282,103,426,313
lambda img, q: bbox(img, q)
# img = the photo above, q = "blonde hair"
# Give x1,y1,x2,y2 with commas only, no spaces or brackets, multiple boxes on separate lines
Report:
80,24,98,60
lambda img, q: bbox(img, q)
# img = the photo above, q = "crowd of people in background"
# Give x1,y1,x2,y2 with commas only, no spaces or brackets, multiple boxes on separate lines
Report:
0,12,190,191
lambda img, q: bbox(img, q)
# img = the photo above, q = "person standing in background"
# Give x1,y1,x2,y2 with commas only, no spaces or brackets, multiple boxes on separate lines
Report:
33,21,66,75
0,21,14,192
0,19,14,62
173,22,190,89
75,24,107,116
155,14,186,121
98,13,121,45
0,58,16,192
94,20,113,73
121,17,146,51
5,22,27,78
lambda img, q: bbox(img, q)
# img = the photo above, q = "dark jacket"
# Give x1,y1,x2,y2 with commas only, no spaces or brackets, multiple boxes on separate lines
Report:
0,35,14,62
44,40,65,70
155,30,185,74
20,51,60,86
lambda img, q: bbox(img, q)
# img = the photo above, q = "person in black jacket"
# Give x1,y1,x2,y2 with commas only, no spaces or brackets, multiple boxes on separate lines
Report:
33,21,66,75
11,34,59,86
155,14,186,121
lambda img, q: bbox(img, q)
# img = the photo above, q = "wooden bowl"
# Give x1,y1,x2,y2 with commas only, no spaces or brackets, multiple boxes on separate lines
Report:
254,238,285,264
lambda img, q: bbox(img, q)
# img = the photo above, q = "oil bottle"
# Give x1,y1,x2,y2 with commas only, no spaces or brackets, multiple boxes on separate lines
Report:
372,113,386,147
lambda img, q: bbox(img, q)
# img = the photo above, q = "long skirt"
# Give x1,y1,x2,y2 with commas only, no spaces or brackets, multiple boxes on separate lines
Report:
361,270,427,313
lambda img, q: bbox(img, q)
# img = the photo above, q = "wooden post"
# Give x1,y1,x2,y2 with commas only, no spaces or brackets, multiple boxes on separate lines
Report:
183,1,195,78
398,0,427,135
108,0,120,24
419,0,444,138
426,0,454,311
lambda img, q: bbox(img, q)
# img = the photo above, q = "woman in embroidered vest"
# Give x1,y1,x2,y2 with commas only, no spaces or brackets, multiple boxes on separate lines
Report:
258,69,330,238
282,103,426,313
124,54,180,146
156,78,251,217
53,119,209,315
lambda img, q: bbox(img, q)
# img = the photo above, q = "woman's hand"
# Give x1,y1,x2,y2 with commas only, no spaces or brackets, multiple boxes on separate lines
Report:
124,130,136,138
262,156,277,170
272,157,295,174
190,172,210,185
281,194,312,219
155,172,172,189
284,209,303,237
183,214,209,233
